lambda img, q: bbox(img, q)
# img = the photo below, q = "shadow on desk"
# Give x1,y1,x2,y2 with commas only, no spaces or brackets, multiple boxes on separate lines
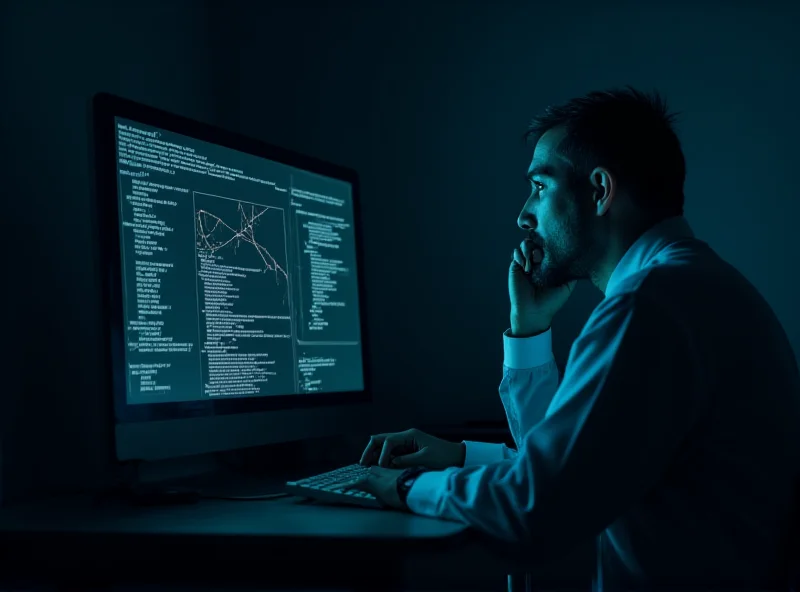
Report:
0,492,470,591
0,493,594,592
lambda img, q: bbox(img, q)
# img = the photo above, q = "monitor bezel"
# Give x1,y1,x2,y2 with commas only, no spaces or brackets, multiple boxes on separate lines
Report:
91,93,372,432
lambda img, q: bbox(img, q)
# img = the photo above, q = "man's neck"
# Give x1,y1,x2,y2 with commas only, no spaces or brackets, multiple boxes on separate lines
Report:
591,248,627,296
591,220,656,295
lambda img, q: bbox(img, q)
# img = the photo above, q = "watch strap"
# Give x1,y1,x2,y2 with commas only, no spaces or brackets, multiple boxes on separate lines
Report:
396,466,429,506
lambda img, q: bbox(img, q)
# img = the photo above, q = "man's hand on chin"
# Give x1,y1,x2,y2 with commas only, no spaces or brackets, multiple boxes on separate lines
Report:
343,466,406,510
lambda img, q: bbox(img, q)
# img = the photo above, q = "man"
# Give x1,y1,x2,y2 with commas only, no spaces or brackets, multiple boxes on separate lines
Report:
347,87,800,589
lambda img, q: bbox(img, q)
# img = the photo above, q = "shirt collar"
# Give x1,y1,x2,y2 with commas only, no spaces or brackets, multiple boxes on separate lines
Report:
605,216,695,296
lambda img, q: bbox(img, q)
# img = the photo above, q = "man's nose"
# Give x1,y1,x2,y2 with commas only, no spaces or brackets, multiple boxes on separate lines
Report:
517,209,536,231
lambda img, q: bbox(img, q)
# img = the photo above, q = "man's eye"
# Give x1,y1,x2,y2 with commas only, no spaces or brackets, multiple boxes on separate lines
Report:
531,181,545,191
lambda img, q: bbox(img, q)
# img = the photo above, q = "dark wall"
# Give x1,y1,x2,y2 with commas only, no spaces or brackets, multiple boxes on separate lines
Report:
1,0,219,501
2,0,799,512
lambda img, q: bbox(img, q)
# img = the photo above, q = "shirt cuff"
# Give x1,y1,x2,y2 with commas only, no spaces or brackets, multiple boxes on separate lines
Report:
462,440,506,466
503,327,554,369
405,468,457,517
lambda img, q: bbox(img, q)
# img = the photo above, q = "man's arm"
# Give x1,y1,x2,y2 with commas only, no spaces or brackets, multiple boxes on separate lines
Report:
406,293,709,551
463,328,560,466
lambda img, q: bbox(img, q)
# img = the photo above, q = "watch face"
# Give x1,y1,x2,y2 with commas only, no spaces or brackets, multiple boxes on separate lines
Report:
398,469,424,501
402,469,424,489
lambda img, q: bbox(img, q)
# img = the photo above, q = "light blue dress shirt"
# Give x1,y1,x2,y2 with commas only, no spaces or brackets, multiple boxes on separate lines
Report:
406,217,800,590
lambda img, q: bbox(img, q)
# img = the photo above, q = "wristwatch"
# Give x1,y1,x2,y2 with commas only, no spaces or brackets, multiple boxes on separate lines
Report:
396,466,429,509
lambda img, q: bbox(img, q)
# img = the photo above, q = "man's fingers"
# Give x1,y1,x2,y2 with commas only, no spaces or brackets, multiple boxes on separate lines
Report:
359,436,377,466
512,248,528,273
341,476,369,491
512,248,525,268
378,434,418,467
359,435,387,466
358,446,370,466
378,438,400,467
347,466,391,488
391,448,427,468
522,240,535,273
361,430,416,467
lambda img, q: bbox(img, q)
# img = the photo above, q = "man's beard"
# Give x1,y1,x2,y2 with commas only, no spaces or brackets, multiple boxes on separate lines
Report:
528,245,586,288
529,211,594,289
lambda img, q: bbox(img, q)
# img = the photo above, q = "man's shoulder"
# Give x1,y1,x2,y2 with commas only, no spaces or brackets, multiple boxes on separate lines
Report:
604,265,679,309
605,246,755,328
585,266,705,352
609,244,727,302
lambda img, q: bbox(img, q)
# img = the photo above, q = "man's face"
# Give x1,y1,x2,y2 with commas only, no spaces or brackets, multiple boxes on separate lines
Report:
518,127,597,288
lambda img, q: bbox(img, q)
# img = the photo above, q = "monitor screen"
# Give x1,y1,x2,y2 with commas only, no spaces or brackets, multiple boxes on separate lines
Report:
93,95,369,437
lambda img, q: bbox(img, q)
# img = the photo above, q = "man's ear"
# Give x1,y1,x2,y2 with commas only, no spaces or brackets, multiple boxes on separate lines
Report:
590,167,616,216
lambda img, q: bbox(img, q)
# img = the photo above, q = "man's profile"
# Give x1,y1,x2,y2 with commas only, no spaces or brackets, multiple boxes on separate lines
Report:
349,87,800,590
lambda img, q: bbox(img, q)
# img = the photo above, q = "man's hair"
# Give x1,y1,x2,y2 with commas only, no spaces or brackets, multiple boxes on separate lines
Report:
525,86,686,217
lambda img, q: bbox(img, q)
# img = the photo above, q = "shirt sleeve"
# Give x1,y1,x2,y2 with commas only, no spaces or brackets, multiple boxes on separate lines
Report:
459,328,560,466
462,440,514,464
405,292,708,551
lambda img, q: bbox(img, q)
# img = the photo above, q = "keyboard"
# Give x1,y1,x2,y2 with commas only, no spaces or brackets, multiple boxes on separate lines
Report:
285,464,382,509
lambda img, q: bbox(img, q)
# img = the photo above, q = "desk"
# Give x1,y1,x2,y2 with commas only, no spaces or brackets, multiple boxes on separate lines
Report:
0,492,469,590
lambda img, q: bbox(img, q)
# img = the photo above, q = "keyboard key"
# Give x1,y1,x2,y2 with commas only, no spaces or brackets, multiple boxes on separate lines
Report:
285,465,381,508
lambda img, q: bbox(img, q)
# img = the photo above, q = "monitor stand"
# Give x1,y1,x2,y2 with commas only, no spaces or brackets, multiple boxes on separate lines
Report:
110,434,361,505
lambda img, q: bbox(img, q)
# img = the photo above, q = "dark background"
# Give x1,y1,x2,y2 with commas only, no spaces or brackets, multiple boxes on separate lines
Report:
2,0,799,587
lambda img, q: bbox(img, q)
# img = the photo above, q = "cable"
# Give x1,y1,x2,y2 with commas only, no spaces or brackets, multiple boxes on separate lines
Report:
92,458,293,505
199,492,291,501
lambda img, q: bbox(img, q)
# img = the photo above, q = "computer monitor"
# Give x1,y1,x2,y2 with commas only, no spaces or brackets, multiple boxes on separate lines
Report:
91,94,371,462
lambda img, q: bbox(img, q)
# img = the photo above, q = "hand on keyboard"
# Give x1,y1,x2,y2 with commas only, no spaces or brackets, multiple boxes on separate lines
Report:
340,466,405,510
359,428,466,470
285,465,383,509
